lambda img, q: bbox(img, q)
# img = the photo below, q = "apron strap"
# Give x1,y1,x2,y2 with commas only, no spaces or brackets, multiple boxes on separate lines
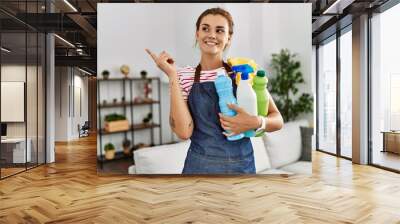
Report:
194,62,233,83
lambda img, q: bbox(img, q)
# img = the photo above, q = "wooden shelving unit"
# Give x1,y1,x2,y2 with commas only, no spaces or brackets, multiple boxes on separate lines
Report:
97,77,162,168
99,123,161,135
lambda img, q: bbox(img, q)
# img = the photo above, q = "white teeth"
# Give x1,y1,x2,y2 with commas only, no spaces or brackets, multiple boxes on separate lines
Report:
205,41,217,46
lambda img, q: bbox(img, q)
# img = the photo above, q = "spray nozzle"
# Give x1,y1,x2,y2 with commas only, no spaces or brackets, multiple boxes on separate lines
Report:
231,64,254,81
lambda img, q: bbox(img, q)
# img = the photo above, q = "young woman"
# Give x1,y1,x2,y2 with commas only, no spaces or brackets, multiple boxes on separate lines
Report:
146,7,283,174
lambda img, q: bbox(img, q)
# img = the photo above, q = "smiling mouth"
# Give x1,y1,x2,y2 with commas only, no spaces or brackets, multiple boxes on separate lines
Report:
204,40,218,47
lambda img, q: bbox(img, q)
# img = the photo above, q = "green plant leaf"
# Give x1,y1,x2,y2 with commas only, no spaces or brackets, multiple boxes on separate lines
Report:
269,49,313,122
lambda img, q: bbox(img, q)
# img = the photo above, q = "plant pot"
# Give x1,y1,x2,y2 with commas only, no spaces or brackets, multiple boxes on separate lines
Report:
102,74,109,80
105,150,115,160
140,70,147,79
104,120,130,132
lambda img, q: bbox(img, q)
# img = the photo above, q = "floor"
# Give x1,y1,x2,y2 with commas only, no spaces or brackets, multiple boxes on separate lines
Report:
372,150,400,171
1,163,43,179
0,135,400,223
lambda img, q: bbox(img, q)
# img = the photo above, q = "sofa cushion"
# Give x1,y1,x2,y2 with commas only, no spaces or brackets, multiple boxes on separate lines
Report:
133,141,190,174
133,137,270,174
251,137,271,172
262,119,308,168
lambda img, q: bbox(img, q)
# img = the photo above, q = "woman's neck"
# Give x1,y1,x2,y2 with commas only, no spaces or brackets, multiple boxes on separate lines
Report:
200,54,223,71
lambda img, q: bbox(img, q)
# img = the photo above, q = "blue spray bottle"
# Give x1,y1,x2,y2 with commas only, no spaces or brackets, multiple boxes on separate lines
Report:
214,69,245,141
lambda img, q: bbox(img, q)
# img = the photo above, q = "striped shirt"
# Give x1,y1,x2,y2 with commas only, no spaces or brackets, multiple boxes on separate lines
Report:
177,66,227,101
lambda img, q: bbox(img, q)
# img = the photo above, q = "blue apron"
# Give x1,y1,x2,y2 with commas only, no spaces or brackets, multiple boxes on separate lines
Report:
182,62,255,174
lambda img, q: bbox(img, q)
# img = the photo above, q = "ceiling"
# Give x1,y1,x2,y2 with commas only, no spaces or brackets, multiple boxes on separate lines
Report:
0,0,392,73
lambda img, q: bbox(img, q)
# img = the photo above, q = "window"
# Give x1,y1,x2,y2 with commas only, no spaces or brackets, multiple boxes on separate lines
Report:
371,2,400,171
339,29,352,158
318,37,337,154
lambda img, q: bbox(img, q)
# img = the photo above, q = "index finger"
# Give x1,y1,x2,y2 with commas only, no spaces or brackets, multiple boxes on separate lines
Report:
145,48,157,61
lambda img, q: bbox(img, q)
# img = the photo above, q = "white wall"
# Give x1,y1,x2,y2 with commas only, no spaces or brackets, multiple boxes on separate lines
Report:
55,67,89,141
98,3,312,148
1,65,39,137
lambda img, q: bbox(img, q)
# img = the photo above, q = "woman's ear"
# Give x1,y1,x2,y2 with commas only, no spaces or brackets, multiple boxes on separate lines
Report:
195,31,199,47
225,35,232,50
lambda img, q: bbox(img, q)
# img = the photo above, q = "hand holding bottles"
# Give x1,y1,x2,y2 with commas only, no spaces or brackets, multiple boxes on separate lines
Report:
218,104,262,137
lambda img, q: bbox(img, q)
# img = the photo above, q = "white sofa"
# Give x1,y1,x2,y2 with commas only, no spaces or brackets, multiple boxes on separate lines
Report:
128,120,312,175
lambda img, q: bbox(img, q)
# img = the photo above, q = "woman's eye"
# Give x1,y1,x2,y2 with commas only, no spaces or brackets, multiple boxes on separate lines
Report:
217,29,225,33
202,27,209,32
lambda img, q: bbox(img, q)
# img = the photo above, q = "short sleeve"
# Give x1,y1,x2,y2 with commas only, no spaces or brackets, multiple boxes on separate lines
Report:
176,66,195,101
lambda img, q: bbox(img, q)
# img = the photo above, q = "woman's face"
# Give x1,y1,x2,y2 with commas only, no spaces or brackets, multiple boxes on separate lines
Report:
196,14,231,56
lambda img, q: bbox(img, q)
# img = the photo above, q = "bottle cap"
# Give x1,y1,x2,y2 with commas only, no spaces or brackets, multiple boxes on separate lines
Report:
256,70,266,77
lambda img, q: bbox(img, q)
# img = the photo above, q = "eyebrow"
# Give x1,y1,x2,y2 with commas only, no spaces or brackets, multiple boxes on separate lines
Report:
200,23,226,29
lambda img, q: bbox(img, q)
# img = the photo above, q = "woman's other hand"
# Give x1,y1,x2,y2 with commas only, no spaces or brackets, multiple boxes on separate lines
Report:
218,104,261,136
145,49,177,78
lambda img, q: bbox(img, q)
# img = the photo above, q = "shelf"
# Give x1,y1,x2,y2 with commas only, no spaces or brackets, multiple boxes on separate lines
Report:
98,100,160,108
99,123,160,135
98,77,159,82
97,152,132,163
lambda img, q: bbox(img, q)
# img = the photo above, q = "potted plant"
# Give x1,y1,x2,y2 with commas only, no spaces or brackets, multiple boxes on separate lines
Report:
104,113,129,132
269,49,314,158
140,70,147,79
102,70,110,79
120,65,130,78
123,139,131,156
104,143,115,160
142,112,153,125
269,49,313,122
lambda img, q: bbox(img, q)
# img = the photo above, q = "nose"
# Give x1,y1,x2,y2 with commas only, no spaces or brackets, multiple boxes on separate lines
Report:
208,30,217,39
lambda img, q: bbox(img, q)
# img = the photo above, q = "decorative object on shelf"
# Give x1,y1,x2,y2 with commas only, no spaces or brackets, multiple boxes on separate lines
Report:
102,99,107,105
143,80,152,100
102,70,110,79
123,139,132,156
142,98,153,103
140,70,147,79
120,65,130,78
113,98,117,104
104,113,129,132
142,112,153,124
133,143,151,150
133,96,143,103
121,96,125,102
104,143,115,160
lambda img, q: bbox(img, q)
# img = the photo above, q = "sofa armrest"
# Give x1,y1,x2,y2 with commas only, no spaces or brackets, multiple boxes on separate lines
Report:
128,165,136,174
